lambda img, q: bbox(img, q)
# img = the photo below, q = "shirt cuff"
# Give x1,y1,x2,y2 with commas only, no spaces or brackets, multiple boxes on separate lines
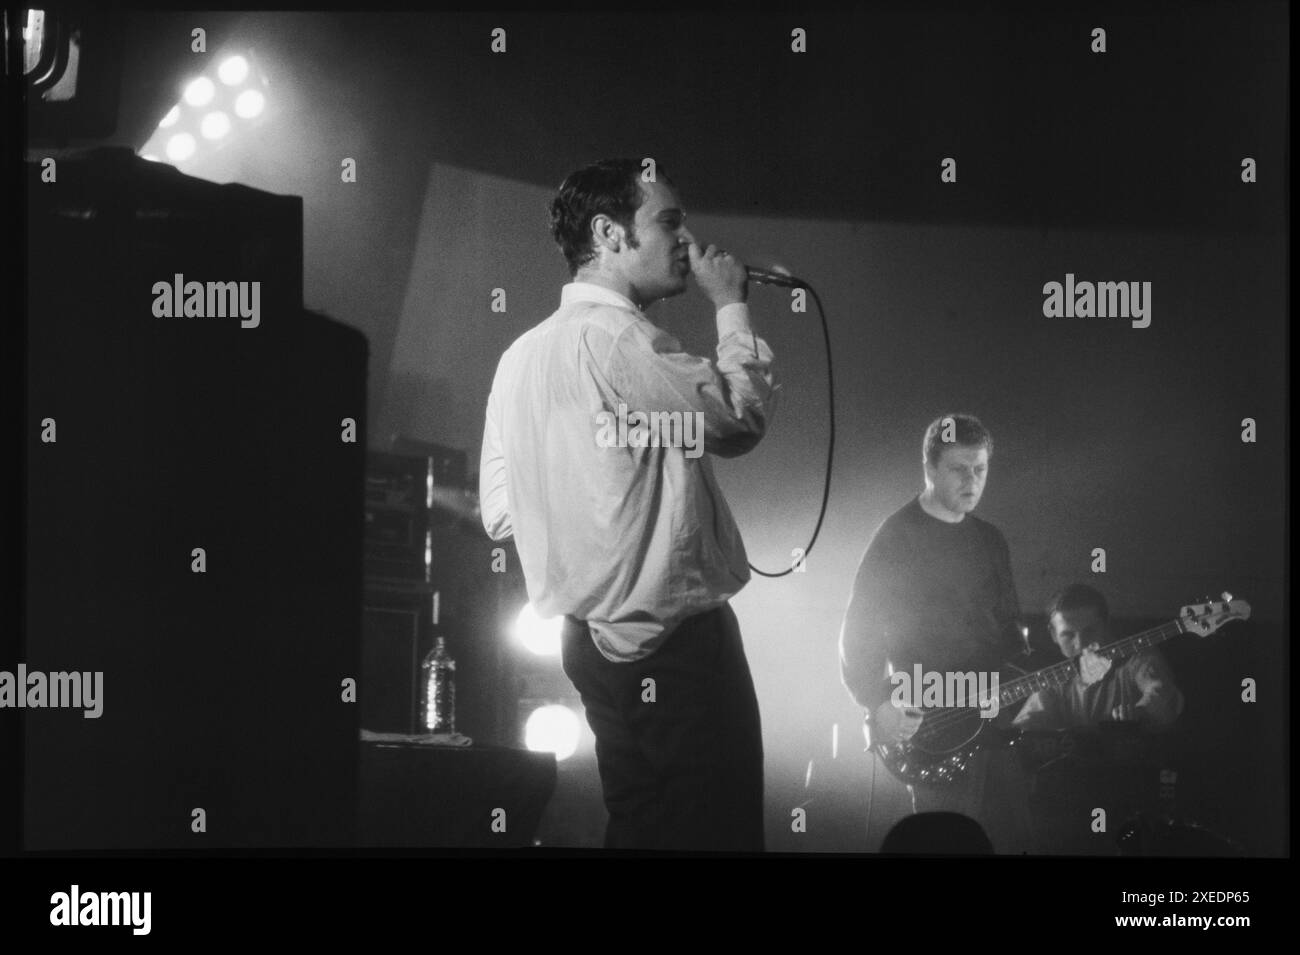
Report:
716,302,752,338
716,302,759,354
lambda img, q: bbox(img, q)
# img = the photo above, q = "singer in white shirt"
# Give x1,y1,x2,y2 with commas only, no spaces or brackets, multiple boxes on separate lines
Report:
479,159,778,850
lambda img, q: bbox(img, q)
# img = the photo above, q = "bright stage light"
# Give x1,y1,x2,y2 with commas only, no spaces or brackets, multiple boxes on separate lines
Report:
524,705,581,761
514,603,562,656
234,88,265,119
183,76,215,107
200,111,231,140
218,55,249,85
158,105,180,129
165,133,196,162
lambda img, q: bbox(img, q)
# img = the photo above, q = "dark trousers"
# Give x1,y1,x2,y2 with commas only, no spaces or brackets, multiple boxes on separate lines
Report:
560,603,765,852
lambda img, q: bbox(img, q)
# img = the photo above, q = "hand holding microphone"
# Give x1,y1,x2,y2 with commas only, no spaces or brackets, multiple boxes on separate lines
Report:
687,242,748,308
687,241,808,301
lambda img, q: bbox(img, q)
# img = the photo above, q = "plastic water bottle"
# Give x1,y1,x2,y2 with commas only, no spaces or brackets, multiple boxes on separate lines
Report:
420,636,456,734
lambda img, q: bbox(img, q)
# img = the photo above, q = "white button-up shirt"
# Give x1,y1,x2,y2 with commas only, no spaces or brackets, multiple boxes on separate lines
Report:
480,282,778,661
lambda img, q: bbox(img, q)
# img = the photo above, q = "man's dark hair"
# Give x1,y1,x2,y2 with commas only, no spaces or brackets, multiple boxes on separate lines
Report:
923,413,993,468
548,158,673,277
1046,583,1110,625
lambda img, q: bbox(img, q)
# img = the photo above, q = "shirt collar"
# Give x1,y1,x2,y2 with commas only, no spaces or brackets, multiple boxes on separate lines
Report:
561,281,642,314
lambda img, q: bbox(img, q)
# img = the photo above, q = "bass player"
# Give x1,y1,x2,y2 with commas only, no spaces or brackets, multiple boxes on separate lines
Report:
838,413,1033,852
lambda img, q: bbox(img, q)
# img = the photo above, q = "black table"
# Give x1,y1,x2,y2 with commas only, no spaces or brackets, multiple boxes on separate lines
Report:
359,740,556,848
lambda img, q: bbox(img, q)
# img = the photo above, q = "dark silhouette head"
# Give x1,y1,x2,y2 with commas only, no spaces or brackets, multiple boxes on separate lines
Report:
880,812,995,854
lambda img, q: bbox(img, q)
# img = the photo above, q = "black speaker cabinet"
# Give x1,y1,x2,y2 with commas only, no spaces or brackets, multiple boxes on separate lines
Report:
361,596,426,734
24,149,365,849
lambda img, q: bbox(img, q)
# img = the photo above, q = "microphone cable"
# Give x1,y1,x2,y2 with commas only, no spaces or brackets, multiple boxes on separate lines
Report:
748,280,834,578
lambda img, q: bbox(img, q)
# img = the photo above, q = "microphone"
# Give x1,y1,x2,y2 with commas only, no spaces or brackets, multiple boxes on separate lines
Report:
745,265,808,288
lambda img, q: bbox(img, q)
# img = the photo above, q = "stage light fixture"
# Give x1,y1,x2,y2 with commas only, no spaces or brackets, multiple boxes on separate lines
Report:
22,10,46,76
183,76,215,107
199,111,231,140
524,705,581,761
233,88,265,119
165,133,196,162
514,603,562,656
139,49,268,168
217,55,249,85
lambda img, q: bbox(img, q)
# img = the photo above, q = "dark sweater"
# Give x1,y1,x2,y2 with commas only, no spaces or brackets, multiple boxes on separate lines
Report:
839,496,1022,713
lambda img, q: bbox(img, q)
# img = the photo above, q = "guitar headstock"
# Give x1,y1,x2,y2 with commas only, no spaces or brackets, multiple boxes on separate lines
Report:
1180,592,1251,637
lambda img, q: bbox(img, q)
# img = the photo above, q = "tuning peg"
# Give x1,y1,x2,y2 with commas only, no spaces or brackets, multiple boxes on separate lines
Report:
1222,591,1233,602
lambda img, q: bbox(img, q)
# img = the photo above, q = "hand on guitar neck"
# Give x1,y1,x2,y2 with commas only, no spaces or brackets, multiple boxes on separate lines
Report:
872,700,924,745
1077,643,1113,685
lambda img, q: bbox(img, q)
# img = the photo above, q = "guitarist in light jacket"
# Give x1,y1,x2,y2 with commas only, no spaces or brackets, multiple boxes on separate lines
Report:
1013,584,1185,731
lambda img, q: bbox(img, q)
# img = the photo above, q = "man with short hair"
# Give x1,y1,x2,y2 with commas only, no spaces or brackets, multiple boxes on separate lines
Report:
1012,584,1184,854
480,158,777,851
839,413,1030,851
1013,584,1184,731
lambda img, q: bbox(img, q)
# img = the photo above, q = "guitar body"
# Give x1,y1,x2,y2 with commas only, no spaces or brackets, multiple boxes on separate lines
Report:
872,706,992,786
